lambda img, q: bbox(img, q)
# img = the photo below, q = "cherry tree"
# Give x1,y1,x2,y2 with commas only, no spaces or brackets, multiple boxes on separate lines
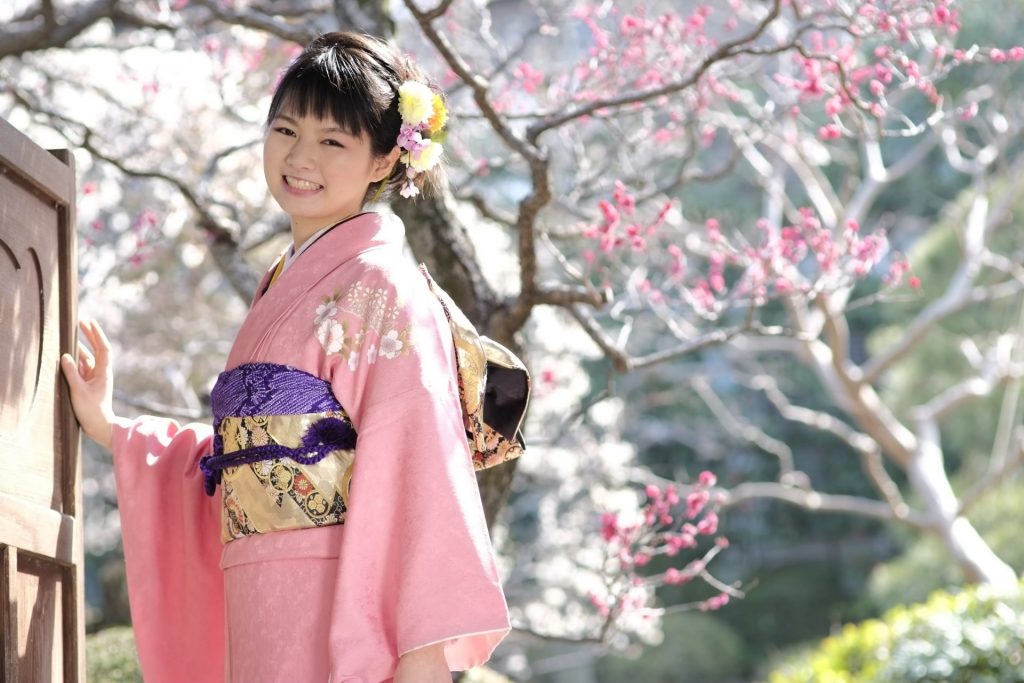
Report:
4,0,1024,657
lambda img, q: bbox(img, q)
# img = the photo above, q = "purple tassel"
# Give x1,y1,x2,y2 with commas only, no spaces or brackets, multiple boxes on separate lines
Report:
200,416,357,496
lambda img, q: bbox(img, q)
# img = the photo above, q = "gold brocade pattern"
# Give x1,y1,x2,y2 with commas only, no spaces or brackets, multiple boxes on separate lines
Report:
418,265,530,470
218,411,355,543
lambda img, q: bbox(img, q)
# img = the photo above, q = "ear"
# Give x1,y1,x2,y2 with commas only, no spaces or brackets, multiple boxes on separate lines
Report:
370,146,402,183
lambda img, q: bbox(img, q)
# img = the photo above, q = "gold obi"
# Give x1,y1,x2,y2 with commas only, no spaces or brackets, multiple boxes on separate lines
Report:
418,265,531,471
217,411,355,543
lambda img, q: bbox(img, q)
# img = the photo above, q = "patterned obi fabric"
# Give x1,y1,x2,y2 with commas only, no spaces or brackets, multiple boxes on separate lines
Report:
200,363,357,543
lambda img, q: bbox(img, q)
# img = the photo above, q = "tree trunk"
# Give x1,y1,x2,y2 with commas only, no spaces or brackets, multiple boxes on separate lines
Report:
396,195,521,528
908,425,1018,590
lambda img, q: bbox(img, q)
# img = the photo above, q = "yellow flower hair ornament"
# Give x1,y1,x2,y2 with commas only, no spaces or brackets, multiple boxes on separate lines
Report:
396,81,447,199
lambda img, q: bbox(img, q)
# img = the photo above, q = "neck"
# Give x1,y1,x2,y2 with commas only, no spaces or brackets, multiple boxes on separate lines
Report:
290,212,360,251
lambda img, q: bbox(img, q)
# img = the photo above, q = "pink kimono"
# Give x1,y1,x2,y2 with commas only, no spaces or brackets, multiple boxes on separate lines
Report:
111,211,511,683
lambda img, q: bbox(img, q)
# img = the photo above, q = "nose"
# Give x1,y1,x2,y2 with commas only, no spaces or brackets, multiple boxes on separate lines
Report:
285,135,316,170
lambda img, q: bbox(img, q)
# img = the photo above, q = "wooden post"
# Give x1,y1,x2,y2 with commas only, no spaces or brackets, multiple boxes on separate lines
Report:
0,117,83,682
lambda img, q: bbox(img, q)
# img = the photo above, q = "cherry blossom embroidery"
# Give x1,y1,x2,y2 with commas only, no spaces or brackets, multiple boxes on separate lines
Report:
379,329,404,359
315,300,338,326
316,318,345,354
314,281,413,362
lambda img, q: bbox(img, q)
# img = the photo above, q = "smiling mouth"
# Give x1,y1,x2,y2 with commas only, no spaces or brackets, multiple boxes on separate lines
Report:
284,175,323,191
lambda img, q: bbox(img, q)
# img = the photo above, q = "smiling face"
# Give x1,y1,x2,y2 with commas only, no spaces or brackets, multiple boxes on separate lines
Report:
262,110,398,244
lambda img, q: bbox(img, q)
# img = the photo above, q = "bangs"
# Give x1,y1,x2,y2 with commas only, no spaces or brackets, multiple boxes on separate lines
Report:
266,47,394,138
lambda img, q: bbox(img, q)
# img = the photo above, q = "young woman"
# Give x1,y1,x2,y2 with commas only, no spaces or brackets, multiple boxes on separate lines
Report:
61,32,510,683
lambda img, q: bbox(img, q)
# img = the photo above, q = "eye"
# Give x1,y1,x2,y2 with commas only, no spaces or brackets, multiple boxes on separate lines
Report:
323,139,345,148
273,126,296,137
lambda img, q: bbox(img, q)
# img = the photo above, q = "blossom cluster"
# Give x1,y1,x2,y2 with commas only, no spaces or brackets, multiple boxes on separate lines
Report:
589,471,733,624
581,180,919,318
551,0,1024,153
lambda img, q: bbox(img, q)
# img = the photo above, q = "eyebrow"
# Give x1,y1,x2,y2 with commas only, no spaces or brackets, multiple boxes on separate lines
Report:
275,114,353,135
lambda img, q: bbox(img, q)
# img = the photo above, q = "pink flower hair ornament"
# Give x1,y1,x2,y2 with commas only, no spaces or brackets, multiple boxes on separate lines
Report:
395,81,448,199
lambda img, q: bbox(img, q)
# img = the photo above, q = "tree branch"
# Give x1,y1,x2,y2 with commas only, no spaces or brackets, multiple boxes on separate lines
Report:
862,187,990,384
112,390,206,421
915,336,1024,424
191,0,314,44
402,0,540,165
0,0,119,59
525,0,784,141
959,430,1024,516
746,374,911,518
692,376,795,474
533,283,608,308
720,481,929,528
13,89,259,300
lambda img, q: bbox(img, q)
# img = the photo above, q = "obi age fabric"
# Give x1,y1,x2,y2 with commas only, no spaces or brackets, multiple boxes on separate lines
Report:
111,212,511,683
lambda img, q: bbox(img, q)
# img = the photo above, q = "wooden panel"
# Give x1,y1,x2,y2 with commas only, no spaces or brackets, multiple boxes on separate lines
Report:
0,118,73,206
0,166,62,508
0,493,76,565
0,118,82,682
15,554,64,683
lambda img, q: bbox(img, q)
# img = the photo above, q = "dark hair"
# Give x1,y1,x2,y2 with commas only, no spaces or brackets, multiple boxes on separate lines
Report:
266,32,448,202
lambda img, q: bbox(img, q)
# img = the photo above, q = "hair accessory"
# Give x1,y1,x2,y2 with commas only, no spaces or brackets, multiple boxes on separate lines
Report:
396,81,447,198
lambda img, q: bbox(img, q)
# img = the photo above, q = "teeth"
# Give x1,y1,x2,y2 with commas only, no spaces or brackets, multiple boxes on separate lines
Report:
285,176,322,191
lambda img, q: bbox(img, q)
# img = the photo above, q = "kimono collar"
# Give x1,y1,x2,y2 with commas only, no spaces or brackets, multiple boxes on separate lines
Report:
228,211,406,368
251,211,405,305
306,210,405,266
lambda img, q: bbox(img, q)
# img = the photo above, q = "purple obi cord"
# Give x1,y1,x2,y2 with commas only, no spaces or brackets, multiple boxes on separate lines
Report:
199,363,357,496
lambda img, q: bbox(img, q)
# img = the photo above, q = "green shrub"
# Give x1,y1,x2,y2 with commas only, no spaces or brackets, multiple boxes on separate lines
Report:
86,626,142,683
769,582,1024,683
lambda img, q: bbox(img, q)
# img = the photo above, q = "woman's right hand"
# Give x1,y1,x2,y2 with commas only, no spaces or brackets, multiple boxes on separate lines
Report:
60,319,117,451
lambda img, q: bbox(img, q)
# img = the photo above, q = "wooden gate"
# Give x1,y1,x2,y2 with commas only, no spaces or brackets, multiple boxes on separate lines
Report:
0,116,83,682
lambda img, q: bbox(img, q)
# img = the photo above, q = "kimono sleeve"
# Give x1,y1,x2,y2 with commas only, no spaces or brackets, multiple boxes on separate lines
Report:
324,270,510,679
111,415,225,683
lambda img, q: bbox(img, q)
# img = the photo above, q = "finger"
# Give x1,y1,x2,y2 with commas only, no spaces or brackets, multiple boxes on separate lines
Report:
88,320,112,365
77,341,96,375
77,319,97,356
60,353,85,390
76,319,106,371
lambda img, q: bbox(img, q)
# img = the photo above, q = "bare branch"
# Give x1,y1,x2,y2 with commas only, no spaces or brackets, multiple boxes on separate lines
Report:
794,315,917,469
402,0,540,165
915,337,1024,424
630,325,750,371
568,305,631,372
534,284,608,308
570,302,788,373
403,0,552,341
749,374,874,453
457,191,515,228
191,0,315,44
113,391,206,421
0,0,118,59
692,376,795,474
12,89,259,299
863,188,990,384
418,0,455,22
960,430,1024,516
720,482,930,528
747,374,911,517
